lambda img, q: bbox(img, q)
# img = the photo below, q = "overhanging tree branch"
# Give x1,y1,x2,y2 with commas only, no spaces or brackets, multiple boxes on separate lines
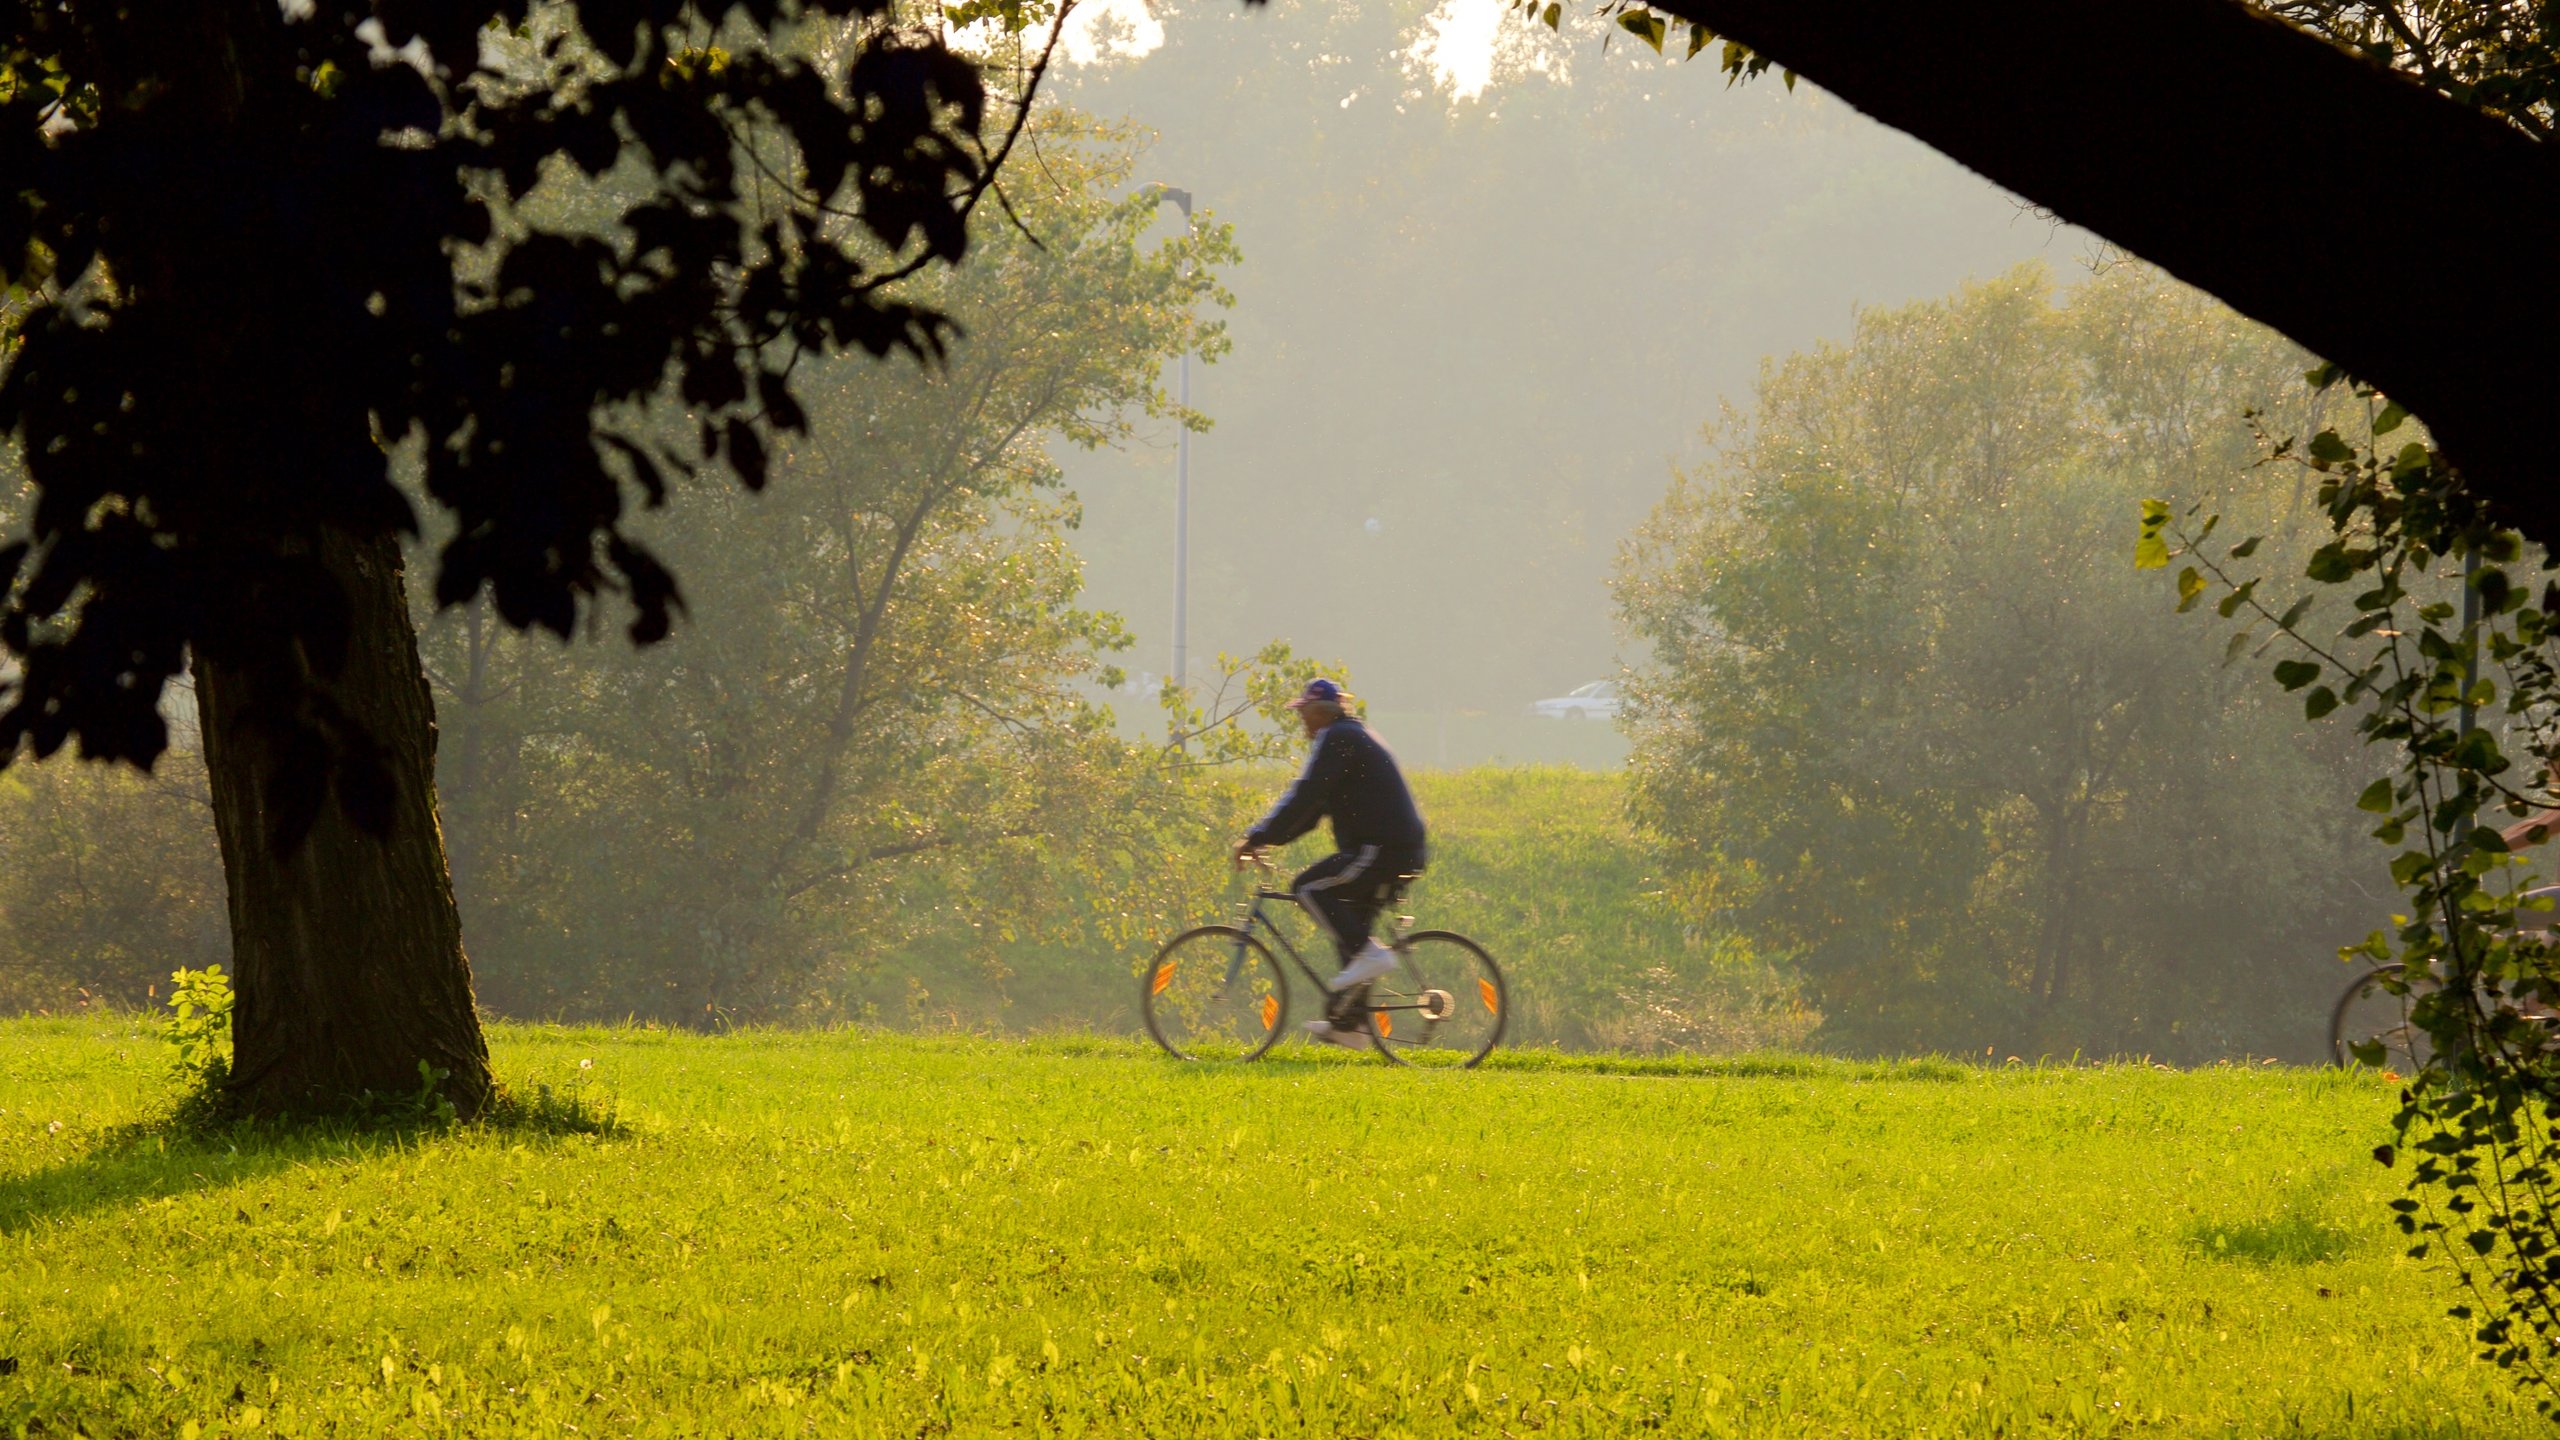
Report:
1636,0,2560,535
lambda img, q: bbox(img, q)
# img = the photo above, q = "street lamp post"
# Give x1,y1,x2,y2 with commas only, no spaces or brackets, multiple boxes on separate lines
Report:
1152,185,1195,689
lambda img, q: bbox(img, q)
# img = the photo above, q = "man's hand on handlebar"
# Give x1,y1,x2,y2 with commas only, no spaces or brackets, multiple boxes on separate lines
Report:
1231,838,1271,872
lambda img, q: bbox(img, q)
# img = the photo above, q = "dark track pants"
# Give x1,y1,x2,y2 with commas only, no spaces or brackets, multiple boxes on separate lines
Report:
1291,844,1424,968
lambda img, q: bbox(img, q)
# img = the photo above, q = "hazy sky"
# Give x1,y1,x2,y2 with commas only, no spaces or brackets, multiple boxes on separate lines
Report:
1038,0,2093,726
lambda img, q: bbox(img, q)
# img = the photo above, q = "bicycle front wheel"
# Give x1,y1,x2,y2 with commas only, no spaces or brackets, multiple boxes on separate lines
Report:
1142,925,1288,1062
2331,963,2430,1071
1369,931,1506,1069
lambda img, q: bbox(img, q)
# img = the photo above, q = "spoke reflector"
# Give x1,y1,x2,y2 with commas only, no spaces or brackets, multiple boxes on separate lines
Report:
1377,1011,1392,1037
1479,977,1499,1013
1151,961,1176,995
1261,994,1279,1030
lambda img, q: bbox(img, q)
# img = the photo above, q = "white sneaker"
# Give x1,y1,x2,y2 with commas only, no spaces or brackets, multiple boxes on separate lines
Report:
1328,940,1399,992
1302,1019,1372,1051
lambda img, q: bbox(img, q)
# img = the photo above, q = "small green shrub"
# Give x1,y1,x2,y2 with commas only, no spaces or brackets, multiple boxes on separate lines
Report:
159,964,235,1129
163,964,232,1086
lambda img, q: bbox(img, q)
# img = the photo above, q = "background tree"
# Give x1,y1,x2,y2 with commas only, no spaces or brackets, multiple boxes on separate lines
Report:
1617,264,2380,1059
0,2,1049,1114
425,109,1241,1023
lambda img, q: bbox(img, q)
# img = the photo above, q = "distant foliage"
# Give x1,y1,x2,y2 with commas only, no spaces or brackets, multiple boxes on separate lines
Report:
0,731,222,1013
417,109,1253,1025
1617,264,2376,1060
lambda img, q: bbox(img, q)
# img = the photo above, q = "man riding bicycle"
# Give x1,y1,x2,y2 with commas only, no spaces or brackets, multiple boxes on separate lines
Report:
1232,678,1427,1049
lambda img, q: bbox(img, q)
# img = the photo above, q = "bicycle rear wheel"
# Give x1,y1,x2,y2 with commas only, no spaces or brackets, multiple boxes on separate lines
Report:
1369,931,1506,1069
1142,925,1288,1062
2331,963,2430,1071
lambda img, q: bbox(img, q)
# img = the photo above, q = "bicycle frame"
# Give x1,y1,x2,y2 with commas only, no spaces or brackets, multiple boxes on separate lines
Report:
1229,881,1435,1023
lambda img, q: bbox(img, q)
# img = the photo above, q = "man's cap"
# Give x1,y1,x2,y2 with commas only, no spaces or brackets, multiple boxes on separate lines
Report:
1286,678,1347,709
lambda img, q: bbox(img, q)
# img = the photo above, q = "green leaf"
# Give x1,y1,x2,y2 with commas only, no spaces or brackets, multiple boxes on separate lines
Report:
1542,2,1561,28
2216,577,2258,619
2475,566,2513,616
2227,535,2262,560
2273,659,2321,692
2304,686,2339,719
2307,430,2357,468
2138,498,2171,527
1617,9,1667,52
2374,400,2410,435
2390,851,2434,885
2306,544,2355,584
2357,778,2395,814
2277,595,2316,631
2175,566,2206,613
1686,21,1712,57
2134,534,2170,571
2222,628,2252,666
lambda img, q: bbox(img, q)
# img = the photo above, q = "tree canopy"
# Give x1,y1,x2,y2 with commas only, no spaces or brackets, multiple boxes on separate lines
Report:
1618,264,2382,1059
0,1,1030,823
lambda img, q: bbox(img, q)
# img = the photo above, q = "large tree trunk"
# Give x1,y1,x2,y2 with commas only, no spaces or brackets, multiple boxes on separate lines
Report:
195,530,492,1118
1643,0,2560,533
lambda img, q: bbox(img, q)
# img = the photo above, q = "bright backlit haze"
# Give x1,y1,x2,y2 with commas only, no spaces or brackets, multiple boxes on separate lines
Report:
1046,0,2088,765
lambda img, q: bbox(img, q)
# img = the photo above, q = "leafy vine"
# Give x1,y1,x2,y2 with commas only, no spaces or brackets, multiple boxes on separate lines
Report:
2146,370,2560,1406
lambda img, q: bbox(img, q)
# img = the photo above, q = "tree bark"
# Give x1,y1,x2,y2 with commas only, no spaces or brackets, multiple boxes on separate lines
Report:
195,531,492,1118
1643,0,2560,533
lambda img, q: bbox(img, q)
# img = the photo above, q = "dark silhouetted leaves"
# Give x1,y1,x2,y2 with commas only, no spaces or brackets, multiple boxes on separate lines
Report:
0,2,1033,840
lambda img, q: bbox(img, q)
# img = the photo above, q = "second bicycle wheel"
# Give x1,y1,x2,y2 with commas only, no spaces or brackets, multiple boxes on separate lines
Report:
1369,930,1506,1069
1142,925,1287,1062
2331,962,2431,1071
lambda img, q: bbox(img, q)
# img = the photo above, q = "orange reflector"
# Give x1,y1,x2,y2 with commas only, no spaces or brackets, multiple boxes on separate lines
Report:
1479,978,1499,1013
1261,994,1279,1030
1151,962,1176,996
1377,1011,1392,1037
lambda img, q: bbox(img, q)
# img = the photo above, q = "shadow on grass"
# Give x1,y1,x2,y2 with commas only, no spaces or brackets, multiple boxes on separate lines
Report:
0,1079,623,1238
2188,1208,2359,1265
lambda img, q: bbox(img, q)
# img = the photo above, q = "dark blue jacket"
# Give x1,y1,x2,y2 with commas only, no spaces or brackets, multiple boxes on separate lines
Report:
1247,718,1427,857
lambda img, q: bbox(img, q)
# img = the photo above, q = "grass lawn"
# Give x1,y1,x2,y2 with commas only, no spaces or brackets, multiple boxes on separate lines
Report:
0,1019,2532,1437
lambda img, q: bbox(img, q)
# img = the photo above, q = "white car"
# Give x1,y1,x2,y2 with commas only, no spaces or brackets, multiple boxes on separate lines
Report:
1529,680,1622,719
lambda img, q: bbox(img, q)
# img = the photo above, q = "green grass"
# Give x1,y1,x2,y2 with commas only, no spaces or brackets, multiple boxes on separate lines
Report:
0,1019,2531,1437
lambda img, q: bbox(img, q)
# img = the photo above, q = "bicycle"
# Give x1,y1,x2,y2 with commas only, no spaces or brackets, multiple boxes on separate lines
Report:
2329,957,2560,1071
1139,856,1508,1067
2329,894,2560,1069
